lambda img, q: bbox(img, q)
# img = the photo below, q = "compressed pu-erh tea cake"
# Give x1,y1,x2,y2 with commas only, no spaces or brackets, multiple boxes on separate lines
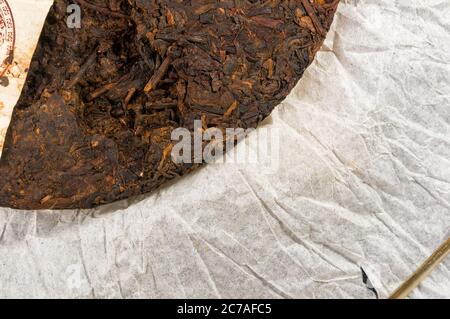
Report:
0,0,340,209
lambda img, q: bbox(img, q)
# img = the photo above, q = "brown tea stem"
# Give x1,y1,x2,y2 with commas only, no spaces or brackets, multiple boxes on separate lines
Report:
76,0,130,19
67,47,98,89
301,0,326,37
144,56,172,93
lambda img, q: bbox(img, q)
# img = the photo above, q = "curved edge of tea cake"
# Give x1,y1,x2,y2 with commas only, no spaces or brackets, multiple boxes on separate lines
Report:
0,0,340,210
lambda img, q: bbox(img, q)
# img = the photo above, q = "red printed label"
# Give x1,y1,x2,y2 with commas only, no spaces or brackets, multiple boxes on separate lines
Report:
0,0,15,77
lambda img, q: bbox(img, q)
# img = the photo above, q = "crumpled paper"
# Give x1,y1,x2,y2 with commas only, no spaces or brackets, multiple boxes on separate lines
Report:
0,0,449,299
0,0,53,153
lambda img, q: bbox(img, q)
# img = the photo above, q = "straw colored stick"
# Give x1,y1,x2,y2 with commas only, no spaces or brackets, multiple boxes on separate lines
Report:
389,236,450,299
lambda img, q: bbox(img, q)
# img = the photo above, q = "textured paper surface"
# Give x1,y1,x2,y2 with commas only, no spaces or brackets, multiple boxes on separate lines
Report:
0,0,449,298
0,0,53,153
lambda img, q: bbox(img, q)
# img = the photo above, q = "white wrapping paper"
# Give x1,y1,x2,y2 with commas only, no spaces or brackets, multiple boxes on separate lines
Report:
0,0,449,298
0,0,53,153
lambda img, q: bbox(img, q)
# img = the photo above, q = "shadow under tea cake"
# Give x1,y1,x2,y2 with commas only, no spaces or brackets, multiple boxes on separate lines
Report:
0,0,340,209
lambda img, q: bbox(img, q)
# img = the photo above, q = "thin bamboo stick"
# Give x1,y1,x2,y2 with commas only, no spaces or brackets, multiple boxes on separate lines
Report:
389,236,450,299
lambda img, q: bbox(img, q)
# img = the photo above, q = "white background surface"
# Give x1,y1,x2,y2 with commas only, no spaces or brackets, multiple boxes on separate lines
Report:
0,0,449,298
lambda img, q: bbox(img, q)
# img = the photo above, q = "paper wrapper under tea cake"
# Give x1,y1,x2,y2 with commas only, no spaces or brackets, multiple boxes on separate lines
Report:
0,0,52,154
0,0,449,299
